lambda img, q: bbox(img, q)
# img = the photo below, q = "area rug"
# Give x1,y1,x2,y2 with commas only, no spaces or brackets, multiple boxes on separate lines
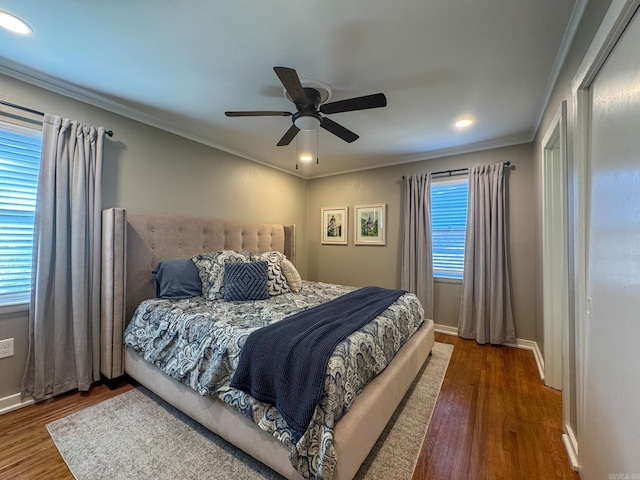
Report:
47,342,453,480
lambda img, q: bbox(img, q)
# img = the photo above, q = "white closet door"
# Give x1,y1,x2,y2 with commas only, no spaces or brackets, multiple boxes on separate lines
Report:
583,6,640,479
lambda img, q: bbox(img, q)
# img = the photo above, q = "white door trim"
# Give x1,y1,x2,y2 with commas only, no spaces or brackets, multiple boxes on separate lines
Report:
541,101,568,392
541,101,570,390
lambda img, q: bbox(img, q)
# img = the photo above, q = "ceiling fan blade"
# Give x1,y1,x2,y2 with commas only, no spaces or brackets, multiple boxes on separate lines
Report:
273,67,310,106
225,111,292,117
319,93,387,115
277,124,300,146
320,117,359,143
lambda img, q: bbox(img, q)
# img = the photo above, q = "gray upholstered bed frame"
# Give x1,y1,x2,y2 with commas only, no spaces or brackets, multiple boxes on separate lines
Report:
100,207,435,480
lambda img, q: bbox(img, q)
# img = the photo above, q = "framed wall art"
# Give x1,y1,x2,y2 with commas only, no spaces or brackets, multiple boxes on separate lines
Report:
321,207,348,244
354,203,386,245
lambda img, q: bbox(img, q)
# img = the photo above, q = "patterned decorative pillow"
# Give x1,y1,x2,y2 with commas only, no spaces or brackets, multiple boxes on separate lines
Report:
280,258,302,292
192,250,252,300
250,251,291,296
224,261,269,301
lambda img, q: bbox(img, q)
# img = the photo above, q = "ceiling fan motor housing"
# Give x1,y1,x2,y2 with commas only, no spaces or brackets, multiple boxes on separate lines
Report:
300,87,321,108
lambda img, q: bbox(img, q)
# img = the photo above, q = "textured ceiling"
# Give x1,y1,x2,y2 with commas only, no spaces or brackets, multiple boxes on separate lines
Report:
0,1,580,178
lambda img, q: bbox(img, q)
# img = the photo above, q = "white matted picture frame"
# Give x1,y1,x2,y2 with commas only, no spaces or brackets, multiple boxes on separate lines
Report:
321,207,348,244
354,203,386,245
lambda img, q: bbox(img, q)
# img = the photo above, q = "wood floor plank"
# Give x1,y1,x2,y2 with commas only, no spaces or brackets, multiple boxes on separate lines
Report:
0,334,578,479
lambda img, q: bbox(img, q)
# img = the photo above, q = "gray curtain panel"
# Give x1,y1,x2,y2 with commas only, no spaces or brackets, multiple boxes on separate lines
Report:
401,174,434,319
458,162,515,344
22,115,104,401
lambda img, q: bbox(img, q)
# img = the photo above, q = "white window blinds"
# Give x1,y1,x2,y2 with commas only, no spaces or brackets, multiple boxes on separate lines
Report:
0,120,42,306
431,178,468,279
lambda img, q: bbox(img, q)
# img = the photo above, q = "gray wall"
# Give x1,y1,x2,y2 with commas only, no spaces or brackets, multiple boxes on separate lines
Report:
0,72,308,401
307,142,537,339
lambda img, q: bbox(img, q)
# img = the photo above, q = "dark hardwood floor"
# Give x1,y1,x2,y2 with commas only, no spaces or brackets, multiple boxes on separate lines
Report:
413,333,579,480
0,333,579,479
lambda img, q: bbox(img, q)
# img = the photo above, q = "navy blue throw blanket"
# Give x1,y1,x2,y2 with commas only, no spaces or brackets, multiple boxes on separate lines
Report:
229,286,406,439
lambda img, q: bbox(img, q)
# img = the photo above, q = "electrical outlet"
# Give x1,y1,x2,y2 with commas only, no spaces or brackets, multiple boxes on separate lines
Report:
0,338,14,359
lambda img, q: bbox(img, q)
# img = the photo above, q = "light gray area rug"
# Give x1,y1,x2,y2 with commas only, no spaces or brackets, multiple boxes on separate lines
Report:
47,342,453,480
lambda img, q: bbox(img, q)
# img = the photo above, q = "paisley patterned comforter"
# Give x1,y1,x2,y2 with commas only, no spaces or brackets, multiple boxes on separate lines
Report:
124,281,424,479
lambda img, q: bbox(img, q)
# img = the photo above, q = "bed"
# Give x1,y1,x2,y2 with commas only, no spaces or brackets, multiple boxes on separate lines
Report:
100,208,435,480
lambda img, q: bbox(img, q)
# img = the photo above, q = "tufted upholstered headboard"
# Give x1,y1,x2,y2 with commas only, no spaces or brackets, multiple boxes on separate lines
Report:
100,208,296,379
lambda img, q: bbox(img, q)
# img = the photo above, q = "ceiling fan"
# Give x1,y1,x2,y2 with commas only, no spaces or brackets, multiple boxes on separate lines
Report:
225,66,387,146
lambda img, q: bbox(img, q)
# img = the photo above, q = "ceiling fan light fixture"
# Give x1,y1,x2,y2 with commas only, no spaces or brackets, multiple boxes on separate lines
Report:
297,130,318,164
294,114,321,131
0,11,32,35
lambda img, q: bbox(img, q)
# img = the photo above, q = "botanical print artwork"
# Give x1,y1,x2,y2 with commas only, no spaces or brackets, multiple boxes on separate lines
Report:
327,213,343,237
321,207,348,244
360,211,379,237
355,204,386,245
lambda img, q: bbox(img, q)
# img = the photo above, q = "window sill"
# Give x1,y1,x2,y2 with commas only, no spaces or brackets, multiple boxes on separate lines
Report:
434,276,463,285
0,302,29,315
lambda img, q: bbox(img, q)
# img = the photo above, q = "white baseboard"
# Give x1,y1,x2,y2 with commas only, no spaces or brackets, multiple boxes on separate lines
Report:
0,392,34,415
505,338,545,382
434,324,458,336
434,323,545,381
562,424,580,471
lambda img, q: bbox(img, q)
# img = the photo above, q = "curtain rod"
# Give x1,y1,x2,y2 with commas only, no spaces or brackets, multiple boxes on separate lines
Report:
0,99,114,137
402,161,511,179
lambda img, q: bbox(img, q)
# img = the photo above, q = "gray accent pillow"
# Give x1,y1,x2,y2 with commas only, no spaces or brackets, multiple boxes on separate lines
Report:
152,258,202,299
224,261,269,302
192,250,252,300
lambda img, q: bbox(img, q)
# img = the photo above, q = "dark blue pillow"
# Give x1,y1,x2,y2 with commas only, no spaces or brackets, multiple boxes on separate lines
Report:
152,259,202,299
224,261,269,302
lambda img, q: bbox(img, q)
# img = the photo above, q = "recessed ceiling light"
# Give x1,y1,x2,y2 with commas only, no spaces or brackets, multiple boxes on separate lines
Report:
455,118,473,128
0,11,32,35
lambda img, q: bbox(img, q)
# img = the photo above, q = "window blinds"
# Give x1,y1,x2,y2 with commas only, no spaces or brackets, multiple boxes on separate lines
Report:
431,179,468,279
0,121,42,305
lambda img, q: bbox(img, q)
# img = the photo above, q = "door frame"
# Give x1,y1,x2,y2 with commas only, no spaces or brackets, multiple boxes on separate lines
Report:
541,101,568,392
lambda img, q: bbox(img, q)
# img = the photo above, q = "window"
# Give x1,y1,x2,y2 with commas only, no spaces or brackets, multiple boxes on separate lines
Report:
0,120,42,307
431,178,468,280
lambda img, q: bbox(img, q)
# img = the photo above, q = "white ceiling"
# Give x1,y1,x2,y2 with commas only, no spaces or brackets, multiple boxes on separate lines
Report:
0,1,580,178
